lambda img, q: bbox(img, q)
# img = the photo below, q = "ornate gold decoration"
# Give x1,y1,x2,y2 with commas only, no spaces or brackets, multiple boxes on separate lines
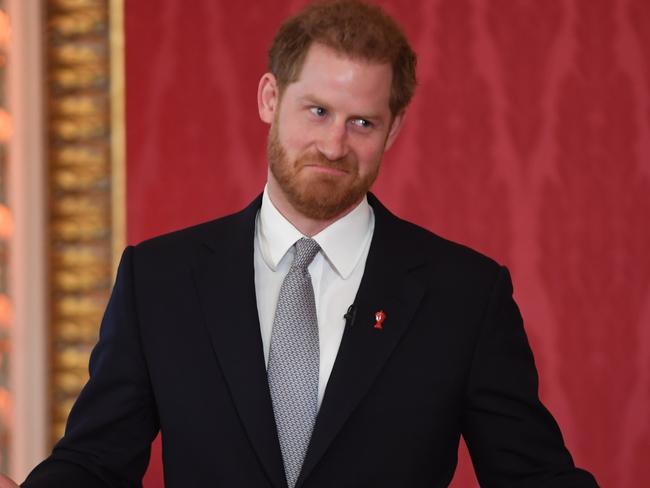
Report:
46,0,124,445
110,0,124,273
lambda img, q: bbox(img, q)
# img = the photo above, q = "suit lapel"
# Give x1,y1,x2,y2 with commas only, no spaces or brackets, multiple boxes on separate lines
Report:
190,193,427,488
297,195,428,487
192,196,287,488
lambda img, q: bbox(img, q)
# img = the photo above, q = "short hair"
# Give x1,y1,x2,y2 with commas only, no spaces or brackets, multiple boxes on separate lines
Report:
268,0,417,117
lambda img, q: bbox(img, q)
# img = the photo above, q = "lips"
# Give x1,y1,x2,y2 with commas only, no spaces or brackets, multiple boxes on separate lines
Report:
302,164,350,175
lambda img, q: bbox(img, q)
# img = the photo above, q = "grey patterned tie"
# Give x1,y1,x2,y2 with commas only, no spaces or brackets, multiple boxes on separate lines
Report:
267,238,321,488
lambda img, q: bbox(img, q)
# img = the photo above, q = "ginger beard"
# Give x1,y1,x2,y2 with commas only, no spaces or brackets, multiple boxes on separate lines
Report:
267,122,381,221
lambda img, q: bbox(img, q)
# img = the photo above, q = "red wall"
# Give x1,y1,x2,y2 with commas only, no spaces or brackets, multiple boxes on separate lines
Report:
125,1,650,486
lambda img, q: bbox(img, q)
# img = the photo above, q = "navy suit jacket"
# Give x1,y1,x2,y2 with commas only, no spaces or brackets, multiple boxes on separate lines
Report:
24,194,598,487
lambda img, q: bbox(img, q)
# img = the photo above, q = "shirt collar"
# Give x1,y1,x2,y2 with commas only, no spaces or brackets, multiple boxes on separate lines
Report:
258,186,373,279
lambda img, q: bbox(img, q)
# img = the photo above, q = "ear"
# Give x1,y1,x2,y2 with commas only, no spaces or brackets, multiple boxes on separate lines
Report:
384,111,406,151
258,73,280,124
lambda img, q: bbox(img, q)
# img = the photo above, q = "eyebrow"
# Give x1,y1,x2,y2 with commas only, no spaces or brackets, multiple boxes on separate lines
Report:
298,95,384,124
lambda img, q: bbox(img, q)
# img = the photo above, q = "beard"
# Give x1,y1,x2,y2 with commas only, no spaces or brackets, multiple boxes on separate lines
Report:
267,124,380,221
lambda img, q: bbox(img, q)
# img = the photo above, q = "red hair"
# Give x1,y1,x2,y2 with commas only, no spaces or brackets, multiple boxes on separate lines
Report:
268,0,417,116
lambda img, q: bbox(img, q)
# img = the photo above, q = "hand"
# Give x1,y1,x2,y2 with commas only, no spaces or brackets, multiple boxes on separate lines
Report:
0,474,18,488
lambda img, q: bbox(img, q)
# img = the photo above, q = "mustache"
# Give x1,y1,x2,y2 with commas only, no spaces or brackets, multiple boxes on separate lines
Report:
296,151,356,171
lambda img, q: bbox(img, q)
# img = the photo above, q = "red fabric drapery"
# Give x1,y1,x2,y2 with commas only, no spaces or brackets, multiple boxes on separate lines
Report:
126,1,650,486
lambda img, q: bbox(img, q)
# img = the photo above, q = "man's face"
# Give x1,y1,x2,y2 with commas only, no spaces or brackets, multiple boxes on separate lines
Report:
259,43,404,221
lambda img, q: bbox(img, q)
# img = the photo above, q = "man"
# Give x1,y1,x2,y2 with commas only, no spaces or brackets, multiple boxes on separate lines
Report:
8,1,598,487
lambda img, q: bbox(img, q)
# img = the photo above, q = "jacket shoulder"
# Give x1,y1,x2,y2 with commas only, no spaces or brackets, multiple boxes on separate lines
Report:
128,198,259,270
369,193,502,279
385,212,502,279
134,212,238,252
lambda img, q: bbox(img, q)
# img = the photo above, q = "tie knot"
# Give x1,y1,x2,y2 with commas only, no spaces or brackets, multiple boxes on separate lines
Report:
292,238,320,270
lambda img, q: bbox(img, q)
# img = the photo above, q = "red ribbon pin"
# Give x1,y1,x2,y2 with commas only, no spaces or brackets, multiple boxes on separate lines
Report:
374,310,386,330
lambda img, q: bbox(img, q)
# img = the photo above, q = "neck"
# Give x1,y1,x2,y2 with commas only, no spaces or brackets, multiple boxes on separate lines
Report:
266,177,361,237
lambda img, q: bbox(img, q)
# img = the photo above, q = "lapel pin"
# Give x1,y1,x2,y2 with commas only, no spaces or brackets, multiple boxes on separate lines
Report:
374,310,386,330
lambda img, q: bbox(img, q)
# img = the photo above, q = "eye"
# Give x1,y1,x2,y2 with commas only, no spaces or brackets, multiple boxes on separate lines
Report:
310,106,327,117
352,118,373,129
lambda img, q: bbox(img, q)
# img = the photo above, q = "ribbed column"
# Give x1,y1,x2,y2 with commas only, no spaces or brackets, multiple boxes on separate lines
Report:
45,0,124,446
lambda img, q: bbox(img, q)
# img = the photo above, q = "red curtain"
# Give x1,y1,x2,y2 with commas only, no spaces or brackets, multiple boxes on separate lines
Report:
125,1,650,486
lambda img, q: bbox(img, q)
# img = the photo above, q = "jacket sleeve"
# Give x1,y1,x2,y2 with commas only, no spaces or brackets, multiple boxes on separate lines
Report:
462,266,598,488
22,247,159,488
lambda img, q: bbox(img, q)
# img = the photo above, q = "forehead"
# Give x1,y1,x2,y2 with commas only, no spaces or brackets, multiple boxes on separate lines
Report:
286,43,393,115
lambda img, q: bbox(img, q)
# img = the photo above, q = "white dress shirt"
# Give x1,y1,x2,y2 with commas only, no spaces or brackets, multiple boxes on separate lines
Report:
254,187,374,407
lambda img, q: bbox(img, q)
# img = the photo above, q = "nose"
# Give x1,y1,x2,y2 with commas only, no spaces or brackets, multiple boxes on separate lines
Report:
316,122,349,161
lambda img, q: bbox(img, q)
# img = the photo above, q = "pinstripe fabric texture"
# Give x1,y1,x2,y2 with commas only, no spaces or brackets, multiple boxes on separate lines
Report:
267,238,321,488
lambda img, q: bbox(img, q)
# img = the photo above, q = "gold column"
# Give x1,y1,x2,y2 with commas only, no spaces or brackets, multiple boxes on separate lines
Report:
46,0,124,445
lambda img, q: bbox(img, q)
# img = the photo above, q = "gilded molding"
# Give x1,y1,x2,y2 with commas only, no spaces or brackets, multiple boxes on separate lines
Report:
110,0,124,274
46,0,123,444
